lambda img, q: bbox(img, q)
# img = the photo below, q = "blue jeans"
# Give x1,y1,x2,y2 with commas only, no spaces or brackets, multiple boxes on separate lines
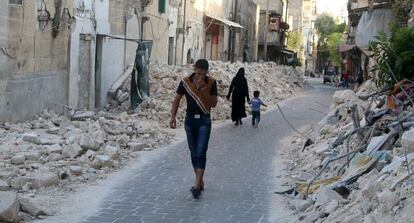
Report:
252,111,260,125
184,113,212,169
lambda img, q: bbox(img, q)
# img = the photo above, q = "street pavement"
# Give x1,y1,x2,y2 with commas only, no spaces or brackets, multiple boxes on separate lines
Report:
80,78,336,223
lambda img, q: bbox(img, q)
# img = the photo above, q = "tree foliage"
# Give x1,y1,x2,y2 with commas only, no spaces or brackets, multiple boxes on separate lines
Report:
369,27,414,87
326,33,344,66
314,13,346,66
392,0,414,26
287,31,304,52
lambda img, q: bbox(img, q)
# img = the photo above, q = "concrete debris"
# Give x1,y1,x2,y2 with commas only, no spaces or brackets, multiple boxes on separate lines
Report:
18,197,46,217
10,172,59,190
69,166,82,176
23,133,40,144
332,90,356,104
314,187,342,207
0,62,304,221
282,80,414,223
0,179,10,191
62,143,83,159
0,191,19,223
401,128,414,154
11,154,25,165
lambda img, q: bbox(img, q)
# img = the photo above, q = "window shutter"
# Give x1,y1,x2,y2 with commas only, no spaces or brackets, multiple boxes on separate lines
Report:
158,0,166,14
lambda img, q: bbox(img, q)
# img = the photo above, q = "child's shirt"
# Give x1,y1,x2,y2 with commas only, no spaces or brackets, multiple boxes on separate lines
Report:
250,97,264,112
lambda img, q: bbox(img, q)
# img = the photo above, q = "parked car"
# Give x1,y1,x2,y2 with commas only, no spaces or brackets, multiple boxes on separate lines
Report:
323,67,335,84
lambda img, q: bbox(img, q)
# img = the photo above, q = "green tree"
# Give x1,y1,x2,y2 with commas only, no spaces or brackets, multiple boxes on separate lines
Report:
326,33,344,66
314,13,336,40
287,31,304,52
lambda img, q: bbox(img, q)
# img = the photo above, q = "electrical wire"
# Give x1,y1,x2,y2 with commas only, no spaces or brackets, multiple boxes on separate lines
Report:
275,102,314,140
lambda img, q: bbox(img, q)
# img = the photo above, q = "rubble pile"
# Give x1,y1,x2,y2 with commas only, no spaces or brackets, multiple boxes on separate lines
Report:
110,61,304,126
0,62,304,222
281,79,414,222
0,109,174,221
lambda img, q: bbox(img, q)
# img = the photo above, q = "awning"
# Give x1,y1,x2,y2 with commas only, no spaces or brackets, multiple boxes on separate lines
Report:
205,14,244,29
338,44,355,53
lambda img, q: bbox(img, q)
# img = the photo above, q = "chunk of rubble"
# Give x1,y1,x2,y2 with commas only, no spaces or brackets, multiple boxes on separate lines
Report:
23,151,41,161
292,199,313,212
18,197,46,217
69,166,82,176
401,128,414,154
0,179,10,191
333,90,356,104
11,154,25,165
23,133,40,144
95,155,114,168
0,191,19,223
10,172,59,189
62,143,83,159
128,142,149,151
314,187,343,207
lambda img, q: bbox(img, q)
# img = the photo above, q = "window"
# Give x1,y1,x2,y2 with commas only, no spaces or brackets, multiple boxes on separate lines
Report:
9,0,23,5
158,0,166,14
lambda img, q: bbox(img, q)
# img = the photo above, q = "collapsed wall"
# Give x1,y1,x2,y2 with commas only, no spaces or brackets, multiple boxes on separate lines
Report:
281,80,414,223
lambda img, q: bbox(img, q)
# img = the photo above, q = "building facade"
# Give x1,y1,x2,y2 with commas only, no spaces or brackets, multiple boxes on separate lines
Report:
0,0,259,123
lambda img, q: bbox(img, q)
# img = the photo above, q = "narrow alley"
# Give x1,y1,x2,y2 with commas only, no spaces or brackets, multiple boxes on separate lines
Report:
65,80,334,223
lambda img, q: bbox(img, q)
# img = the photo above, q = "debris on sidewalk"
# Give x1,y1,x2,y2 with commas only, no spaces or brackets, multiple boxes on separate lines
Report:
280,79,414,223
0,62,304,222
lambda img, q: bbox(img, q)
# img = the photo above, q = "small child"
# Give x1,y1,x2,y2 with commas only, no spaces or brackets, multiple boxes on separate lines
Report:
248,90,267,128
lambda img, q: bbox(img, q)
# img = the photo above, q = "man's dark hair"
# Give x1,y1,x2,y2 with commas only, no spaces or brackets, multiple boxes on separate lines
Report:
195,59,209,70
254,90,260,97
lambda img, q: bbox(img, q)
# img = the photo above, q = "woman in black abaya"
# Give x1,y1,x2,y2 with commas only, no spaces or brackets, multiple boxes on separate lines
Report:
226,68,250,126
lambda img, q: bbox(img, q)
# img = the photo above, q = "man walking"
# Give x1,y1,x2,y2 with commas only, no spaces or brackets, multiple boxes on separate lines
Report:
170,59,218,198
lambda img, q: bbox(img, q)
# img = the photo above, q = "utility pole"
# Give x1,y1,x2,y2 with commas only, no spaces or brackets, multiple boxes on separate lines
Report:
263,0,269,61
181,0,187,64
230,0,238,63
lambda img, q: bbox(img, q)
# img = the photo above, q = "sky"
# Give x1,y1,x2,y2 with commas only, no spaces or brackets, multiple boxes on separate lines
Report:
317,0,348,23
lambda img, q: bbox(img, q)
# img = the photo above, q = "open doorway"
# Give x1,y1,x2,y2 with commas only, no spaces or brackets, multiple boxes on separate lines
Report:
95,35,104,109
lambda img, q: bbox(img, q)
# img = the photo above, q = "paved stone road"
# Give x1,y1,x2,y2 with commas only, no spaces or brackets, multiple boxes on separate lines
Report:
80,80,335,223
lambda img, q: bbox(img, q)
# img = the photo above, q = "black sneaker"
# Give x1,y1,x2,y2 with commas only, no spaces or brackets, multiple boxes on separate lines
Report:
239,120,243,125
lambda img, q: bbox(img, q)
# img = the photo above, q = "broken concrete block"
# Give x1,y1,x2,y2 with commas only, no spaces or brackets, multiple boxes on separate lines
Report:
377,190,401,212
295,172,313,182
311,142,329,156
333,90,356,104
102,145,119,159
46,144,63,154
18,197,46,217
46,127,60,134
23,133,40,144
10,172,59,189
23,151,41,161
11,154,25,165
128,142,149,151
62,144,83,159
85,150,96,161
47,153,63,162
69,166,82,176
116,134,130,145
305,210,326,223
315,187,342,207
0,191,19,223
323,200,339,214
0,180,10,191
293,199,313,212
79,135,101,151
401,128,414,154
95,155,114,168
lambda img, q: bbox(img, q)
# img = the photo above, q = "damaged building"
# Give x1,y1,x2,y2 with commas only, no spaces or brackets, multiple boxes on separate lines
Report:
0,0,260,124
